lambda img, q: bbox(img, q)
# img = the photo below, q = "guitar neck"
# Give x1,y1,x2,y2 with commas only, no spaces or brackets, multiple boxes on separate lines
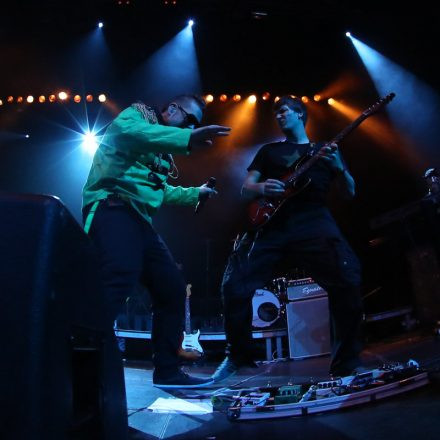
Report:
184,296,191,333
286,113,370,187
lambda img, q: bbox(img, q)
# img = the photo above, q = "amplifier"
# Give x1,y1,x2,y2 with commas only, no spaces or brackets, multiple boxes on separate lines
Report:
287,277,327,301
286,296,331,359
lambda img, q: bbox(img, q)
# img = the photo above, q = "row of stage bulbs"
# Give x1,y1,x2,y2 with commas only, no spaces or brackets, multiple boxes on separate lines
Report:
1,93,336,107
204,93,332,104
0,93,107,106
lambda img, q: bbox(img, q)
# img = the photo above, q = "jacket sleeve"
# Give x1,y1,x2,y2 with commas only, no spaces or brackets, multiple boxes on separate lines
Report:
163,183,200,206
108,107,192,155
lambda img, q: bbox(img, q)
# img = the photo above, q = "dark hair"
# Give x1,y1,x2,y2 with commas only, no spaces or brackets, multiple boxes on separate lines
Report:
164,94,206,113
273,95,307,126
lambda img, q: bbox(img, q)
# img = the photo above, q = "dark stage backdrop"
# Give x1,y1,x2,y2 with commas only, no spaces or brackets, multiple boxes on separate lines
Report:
1,0,439,322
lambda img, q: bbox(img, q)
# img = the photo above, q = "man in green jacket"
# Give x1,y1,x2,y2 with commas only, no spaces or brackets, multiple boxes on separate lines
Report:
82,94,230,388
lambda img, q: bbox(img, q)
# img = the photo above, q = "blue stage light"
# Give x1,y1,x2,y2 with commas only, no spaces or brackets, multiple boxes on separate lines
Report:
98,22,104,28
81,131,98,155
188,19,194,27
346,32,351,37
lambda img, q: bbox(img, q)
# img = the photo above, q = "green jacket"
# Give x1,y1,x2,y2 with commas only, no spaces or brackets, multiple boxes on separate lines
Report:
82,104,200,224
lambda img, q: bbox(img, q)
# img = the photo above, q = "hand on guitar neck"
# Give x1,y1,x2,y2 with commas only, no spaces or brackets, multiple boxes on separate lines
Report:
178,284,204,360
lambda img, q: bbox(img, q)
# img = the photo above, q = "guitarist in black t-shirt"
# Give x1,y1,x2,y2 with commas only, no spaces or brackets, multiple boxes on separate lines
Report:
212,95,365,382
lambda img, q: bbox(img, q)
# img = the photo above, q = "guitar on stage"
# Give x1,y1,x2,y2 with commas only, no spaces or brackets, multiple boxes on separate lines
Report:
178,284,204,360
248,93,395,230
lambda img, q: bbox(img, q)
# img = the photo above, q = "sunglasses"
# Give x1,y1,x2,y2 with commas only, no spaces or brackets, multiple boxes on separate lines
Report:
176,104,200,128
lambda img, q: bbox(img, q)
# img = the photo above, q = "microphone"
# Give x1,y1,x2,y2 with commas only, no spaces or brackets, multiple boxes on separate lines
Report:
195,177,216,214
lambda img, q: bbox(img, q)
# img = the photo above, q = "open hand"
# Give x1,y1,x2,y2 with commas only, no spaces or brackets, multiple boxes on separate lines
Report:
189,125,231,149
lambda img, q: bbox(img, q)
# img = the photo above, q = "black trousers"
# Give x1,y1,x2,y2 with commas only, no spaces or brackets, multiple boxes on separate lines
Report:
221,208,363,374
84,199,186,376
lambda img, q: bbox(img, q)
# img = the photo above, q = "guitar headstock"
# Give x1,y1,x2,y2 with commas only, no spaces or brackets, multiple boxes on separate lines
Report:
186,283,192,297
362,92,395,118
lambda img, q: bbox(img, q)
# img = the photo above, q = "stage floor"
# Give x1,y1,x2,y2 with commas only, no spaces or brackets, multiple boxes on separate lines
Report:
125,333,440,440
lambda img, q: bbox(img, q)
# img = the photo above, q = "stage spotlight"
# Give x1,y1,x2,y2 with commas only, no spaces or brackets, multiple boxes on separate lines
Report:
0,99,3,106
98,22,104,28
86,94,93,102
58,91,68,100
17,96,24,103
313,94,322,102
82,131,99,155
232,94,241,102
74,95,81,103
262,92,270,101
274,96,280,102
290,95,296,98
25,134,30,138
248,95,257,104
219,94,227,102
26,96,34,103
39,96,46,103
328,98,335,105
49,95,56,103
301,96,309,103
98,94,106,102
205,94,214,103
346,31,351,37
7,96,14,103
188,19,194,27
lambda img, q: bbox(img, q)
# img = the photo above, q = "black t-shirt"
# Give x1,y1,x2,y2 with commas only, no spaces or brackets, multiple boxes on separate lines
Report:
247,141,340,209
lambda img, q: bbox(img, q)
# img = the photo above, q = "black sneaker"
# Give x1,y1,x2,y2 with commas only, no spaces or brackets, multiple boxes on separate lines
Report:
211,357,241,383
153,370,214,389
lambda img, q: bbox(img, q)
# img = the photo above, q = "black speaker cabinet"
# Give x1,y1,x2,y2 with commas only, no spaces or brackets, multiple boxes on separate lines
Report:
286,295,331,359
406,244,440,325
0,193,127,440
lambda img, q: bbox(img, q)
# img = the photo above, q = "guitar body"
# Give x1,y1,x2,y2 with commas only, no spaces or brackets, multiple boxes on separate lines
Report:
248,155,311,230
178,330,203,360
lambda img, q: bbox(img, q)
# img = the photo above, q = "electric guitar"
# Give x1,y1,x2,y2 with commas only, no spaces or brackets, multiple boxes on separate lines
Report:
177,284,203,360
248,92,396,230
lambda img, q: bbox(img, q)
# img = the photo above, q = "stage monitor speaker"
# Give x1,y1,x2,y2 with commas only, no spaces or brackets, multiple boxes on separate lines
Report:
286,295,331,360
406,244,440,325
0,193,127,440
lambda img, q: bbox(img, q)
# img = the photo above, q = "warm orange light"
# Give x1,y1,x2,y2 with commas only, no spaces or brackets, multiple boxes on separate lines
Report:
219,94,227,102
328,98,335,105
49,94,56,103
74,95,81,103
314,94,322,102
274,96,280,102
290,95,296,99
17,96,24,103
232,94,241,102
0,99,3,106
39,95,46,103
248,95,257,104
262,92,270,101
205,94,214,103
58,91,68,100
26,96,34,103
301,96,309,103
98,94,106,102
86,94,93,102
7,96,14,103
